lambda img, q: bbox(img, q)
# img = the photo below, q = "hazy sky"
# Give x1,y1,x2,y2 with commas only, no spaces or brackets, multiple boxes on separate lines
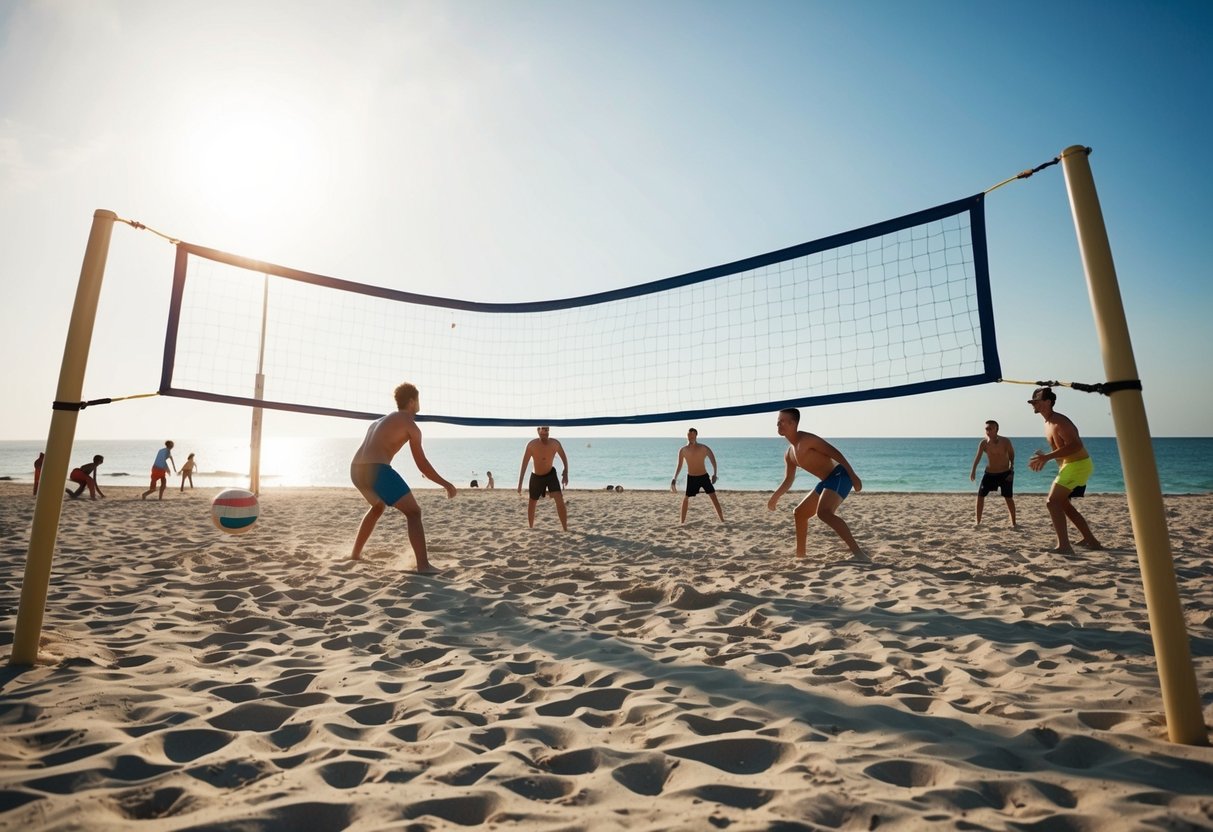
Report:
1,0,1210,443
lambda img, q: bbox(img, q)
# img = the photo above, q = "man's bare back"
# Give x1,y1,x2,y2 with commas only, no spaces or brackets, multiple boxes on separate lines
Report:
789,432,838,480
352,411,412,465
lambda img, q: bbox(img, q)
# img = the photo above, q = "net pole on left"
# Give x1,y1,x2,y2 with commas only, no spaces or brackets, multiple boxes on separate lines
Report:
11,209,117,666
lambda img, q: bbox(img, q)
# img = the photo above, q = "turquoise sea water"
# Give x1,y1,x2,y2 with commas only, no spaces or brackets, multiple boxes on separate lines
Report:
2,437,1211,494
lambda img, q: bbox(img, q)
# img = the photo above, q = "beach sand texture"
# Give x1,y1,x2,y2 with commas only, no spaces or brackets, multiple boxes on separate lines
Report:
2,483,1212,830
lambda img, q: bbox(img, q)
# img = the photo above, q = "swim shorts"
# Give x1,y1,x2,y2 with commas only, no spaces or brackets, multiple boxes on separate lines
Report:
150,467,167,484
1054,457,1093,493
69,468,87,485
978,469,1014,498
814,464,853,500
529,469,561,500
350,462,411,506
685,473,715,497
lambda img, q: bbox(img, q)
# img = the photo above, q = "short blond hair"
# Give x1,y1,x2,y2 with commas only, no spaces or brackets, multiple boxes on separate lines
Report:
394,382,419,410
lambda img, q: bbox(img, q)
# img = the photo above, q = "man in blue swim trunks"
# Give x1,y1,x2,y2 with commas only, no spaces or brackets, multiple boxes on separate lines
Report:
768,408,867,560
1027,387,1102,555
349,382,457,570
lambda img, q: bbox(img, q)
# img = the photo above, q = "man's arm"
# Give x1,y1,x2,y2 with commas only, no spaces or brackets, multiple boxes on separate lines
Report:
767,451,797,510
169,453,178,474
706,446,719,482
407,424,456,497
970,440,987,481
556,442,569,485
672,448,685,490
517,443,533,493
1007,439,1015,469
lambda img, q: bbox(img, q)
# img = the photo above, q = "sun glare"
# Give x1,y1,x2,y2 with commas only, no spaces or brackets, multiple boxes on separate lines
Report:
177,96,324,228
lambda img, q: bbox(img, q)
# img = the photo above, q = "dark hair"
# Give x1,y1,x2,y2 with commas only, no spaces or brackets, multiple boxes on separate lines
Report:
688,427,698,435
779,407,801,424
985,420,999,430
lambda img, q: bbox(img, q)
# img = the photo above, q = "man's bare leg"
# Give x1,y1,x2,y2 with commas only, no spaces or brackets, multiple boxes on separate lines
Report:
396,494,435,572
1064,503,1102,550
553,492,569,531
527,499,537,528
816,489,866,558
1046,485,1074,553
680,496,689,524
975,494,985,525
708,493,724,522
351,502,385,560
1005,497,1017,527
792,492,821,558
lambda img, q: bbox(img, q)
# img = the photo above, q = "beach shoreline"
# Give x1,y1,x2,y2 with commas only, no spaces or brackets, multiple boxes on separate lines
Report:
2,482,1211,829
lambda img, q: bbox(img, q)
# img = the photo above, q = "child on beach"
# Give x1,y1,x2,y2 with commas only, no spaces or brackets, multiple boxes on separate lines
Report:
180,453,197,491
349,382,457,571
66,455,105,500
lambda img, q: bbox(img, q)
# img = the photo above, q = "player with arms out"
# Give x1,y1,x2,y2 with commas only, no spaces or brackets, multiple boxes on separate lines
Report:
349,382,457,571
671,427,724,524
768,408,867,561
517,426,569,530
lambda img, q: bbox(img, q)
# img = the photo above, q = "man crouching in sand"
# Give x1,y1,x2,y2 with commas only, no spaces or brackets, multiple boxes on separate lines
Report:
349,382,456,570
768,407,868,561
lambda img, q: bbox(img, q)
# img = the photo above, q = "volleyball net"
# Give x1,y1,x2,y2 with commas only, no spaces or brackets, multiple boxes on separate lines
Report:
160,193,999,426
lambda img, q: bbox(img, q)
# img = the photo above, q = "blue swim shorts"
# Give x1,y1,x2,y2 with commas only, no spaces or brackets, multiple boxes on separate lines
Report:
351,462,411,506
814,464,853,500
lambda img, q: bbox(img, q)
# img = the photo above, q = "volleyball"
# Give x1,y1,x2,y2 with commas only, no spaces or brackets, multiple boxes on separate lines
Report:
211,488,259,534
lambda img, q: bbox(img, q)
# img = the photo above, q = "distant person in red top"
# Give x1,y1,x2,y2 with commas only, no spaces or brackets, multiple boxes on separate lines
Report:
66,455,105,500
33,452,44,496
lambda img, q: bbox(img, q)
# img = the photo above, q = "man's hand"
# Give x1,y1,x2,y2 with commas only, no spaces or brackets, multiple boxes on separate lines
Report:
767,494,780,511
444,483,457,498
1029,451,1048,472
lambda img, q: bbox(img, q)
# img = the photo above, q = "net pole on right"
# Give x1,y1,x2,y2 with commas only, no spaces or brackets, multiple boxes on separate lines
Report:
1060,145,1207,746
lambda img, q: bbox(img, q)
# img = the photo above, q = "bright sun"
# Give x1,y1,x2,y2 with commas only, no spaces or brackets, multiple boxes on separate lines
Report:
178,95,324,226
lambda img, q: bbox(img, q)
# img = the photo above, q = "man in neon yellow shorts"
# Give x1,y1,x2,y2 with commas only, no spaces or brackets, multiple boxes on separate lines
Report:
1027,387,1102,554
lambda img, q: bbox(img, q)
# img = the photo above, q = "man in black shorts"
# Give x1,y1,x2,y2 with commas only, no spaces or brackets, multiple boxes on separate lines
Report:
969,419,1016,527
671,427,724,524
517,426,570,530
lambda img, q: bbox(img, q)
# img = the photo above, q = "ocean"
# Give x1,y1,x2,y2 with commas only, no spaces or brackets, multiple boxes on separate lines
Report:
2,437,1211,494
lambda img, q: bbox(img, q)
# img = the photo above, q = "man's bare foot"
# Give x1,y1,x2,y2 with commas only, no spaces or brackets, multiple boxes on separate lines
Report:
350,554,362,561
413,564,439,575
1077,538,1103,550
1049,545,1075,555
848,548,871,562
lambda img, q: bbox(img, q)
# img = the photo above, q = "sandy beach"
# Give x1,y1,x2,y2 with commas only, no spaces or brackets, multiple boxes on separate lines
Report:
1,481,1211,830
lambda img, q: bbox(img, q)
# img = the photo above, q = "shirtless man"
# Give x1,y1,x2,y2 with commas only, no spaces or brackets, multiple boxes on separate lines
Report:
970,419,1016,527
768,408,866,559
671,427,724,523
1027,387,1102,554
517,426,569,530
349,382,457,570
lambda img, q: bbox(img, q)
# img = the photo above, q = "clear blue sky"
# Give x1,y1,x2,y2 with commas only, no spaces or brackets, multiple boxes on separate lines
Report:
1,0,1210,441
